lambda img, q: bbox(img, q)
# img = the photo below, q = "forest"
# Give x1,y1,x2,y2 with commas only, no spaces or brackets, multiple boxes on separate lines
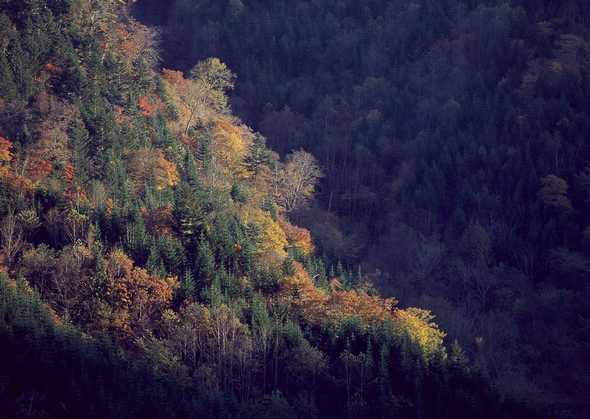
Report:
0,0,588,418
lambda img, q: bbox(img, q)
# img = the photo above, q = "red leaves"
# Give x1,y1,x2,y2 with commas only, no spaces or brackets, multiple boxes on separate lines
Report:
138,95,158,117
64,164,75,183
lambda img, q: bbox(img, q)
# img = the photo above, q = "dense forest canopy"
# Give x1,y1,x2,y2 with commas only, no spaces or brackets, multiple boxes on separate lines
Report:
132,0,590,417
0,0,587,417
0,0,541,418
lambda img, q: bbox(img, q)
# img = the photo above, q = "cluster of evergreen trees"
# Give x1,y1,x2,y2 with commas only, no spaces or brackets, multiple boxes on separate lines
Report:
0,1,543,418
134,0,590,417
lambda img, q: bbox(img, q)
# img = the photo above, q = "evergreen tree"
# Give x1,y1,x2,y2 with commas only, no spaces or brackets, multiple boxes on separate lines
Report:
180,269,196,299
196,233,215,280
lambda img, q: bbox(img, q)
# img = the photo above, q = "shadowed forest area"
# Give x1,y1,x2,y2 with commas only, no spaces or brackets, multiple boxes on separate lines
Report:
0,0,588,418
134,0,590,416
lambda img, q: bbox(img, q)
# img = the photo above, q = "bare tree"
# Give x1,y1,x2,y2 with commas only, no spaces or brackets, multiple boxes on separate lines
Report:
274,150,322,212
1,210,24,267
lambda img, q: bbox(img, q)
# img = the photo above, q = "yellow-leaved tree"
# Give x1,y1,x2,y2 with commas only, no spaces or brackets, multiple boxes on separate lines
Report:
240,207,288,264
211,118,250,177
161,58,234,137
127,148,179,191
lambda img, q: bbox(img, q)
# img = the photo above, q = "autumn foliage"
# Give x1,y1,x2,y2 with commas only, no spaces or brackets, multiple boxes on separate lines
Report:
279,263,444,354
0,136,13,162
128,148,179,191
0,3,488,417
104,249,178,335
138,95,159,117
280,219,315,256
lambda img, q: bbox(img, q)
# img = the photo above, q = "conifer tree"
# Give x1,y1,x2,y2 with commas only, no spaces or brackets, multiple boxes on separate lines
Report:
180,269,196,299
196,233,215,280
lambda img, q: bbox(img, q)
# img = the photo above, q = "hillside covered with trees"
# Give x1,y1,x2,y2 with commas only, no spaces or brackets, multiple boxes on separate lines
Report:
132,0,590,417
0,1,545,418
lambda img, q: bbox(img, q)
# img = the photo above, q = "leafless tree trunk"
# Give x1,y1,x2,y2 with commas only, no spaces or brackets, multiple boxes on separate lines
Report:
1,210,23,267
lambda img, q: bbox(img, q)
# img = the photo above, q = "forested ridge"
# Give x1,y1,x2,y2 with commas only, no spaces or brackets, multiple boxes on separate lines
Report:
133,0,590,417
0,0,541,418
0,0,586,418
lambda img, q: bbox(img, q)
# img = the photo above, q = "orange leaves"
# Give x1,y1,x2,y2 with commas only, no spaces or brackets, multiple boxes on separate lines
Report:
142,204,175,236
105,198,114,216
37,63,63,88
162,68,186,87
328,287,396,324
279,219,314,256
105,249,178,336
0,137,33,191
113,105,126,124
26,153,75,186
138,95,160,117
106,21,159,69
64,163,75,183
43,62,62,74
281,262,329,323
278,263,444,355
31,133,71,169
127,148,179,191
280,262,395,326
0,136,13,162
138,96,155,117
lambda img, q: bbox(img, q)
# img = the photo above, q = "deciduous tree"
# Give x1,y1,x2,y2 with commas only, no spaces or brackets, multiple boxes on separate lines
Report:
274,150,322,213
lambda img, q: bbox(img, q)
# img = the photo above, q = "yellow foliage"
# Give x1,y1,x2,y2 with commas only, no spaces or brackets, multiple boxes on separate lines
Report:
393,308,446,358
153,152,179,190
212,119,249,175
240,207,287,263
0,136,13,180
161,68,227,136
0,139,38,193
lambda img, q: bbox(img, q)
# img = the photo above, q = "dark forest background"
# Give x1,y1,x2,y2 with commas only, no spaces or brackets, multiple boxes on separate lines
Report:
134,0,590,415
0,0,544,418
0,0,588,417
